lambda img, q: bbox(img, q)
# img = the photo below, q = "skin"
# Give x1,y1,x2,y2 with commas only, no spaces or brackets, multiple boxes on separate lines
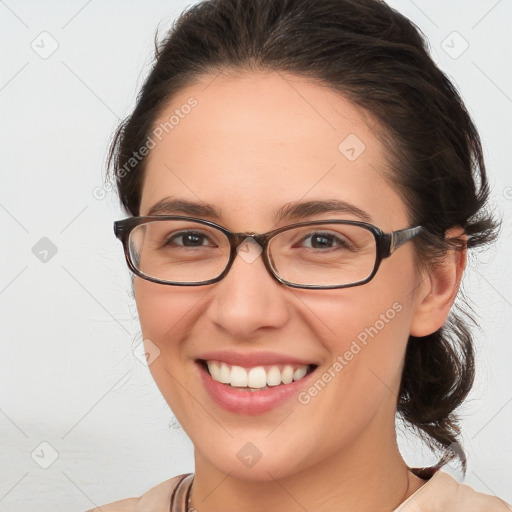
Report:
100,70,466,511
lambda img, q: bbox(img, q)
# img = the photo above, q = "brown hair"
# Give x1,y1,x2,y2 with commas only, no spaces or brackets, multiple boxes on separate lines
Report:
107,0,499,471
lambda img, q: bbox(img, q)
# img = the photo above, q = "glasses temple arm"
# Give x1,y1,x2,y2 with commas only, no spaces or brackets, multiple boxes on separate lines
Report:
387,226,423,255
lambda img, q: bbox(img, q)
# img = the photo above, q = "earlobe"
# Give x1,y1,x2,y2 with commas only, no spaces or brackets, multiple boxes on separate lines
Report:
409,229,467,337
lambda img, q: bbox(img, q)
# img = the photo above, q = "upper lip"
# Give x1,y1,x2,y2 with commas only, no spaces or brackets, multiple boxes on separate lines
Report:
196,350,317,368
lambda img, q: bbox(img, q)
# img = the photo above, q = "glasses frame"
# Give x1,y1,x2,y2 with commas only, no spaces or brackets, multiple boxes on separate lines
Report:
114,216,423,290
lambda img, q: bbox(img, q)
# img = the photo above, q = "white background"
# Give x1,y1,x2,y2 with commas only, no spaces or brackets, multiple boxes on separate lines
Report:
0,1,511,510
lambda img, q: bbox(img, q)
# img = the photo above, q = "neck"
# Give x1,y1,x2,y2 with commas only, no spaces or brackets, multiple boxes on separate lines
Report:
189,419,426,512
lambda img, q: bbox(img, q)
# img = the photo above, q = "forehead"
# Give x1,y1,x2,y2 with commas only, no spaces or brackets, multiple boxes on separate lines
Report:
140,70,407,231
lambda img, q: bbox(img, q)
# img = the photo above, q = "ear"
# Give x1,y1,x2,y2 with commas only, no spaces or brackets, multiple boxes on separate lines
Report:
409,228,467,337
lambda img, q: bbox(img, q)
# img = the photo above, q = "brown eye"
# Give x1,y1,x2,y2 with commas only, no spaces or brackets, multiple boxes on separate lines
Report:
166,231,214,248
297,231,353,250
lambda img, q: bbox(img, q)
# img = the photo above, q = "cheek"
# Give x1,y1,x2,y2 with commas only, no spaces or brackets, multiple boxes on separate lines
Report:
133,279,205,419
312,261,417,396
294,293,413,456
310,275,411,350
320,293,410,394
134,279,205,343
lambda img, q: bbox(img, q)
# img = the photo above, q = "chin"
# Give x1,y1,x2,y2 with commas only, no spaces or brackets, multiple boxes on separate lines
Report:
195,437,314,483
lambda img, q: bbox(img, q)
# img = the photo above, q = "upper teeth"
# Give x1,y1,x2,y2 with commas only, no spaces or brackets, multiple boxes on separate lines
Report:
206,360,309,389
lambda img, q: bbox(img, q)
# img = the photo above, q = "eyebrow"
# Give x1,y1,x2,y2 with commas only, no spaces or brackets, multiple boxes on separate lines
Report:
145,197,372,223
147,197,223,218
275,199,372,223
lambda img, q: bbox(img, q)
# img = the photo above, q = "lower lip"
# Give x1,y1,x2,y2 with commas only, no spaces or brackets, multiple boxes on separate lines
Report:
197,361,317,415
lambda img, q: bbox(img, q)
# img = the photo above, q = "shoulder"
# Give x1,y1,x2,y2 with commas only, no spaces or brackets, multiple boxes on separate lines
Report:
87,473,192,512
452,477,512,512
398,470,512,512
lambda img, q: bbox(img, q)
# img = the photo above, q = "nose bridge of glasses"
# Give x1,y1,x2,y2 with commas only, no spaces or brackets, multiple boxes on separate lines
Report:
226,232,272,273
229,231,269,251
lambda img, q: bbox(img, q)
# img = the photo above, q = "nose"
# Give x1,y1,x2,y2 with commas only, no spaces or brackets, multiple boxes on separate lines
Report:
205,238,290,339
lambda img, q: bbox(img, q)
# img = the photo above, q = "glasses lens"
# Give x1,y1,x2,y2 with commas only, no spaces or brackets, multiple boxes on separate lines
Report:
268,223,377,287
128,220,230,284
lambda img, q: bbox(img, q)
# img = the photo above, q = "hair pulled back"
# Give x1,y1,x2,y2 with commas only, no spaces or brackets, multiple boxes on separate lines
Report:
108,0,499,471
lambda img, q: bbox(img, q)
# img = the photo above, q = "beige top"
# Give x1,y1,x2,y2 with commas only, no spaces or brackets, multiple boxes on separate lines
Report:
92,470,512,512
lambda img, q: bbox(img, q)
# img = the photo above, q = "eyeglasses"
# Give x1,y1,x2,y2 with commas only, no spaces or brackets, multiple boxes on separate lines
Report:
114,216,423,289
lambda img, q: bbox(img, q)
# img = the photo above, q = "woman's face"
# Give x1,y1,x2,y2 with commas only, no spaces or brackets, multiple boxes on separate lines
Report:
135,70,425,481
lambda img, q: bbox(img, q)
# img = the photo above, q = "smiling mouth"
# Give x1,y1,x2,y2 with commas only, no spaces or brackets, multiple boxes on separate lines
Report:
198,359,318,391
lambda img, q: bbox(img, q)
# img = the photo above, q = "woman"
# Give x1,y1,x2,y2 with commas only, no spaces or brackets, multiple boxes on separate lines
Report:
93,0,510,510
